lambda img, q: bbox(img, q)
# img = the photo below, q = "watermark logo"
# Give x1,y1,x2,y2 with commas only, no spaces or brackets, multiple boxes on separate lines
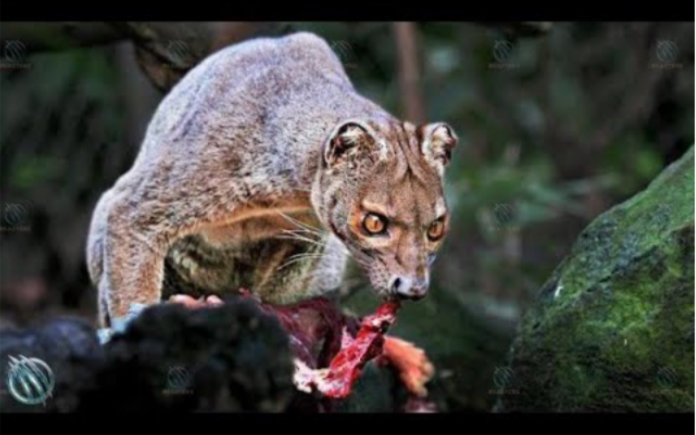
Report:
1,40,31,70
1,202,32,233
492,203,516,231
166,40,190,69
651,40,682,69
489,366,520,395
6,355,55,406
490,40,519,69
656,40,678,63
330,40,359,69
328,39,393,104
650,366,681,395
163,365,194,395
493,366,513,388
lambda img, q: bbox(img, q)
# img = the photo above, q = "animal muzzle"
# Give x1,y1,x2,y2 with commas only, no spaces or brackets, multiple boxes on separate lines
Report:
389,274,429,300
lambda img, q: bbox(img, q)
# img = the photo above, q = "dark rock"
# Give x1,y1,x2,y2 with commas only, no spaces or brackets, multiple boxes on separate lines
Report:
0,317,103,412
0,300,295,412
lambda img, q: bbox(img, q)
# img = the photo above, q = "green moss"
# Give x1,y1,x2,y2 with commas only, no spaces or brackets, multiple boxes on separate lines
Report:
496,147,695,412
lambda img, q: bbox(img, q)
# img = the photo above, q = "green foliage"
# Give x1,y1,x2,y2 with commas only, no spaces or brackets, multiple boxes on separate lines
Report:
0,47,125,193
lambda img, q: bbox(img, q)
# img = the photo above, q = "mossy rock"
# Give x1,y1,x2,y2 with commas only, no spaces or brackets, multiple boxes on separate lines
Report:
495,147,695,412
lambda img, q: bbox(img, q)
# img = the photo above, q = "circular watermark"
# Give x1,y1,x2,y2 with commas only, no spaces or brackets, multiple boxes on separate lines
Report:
655,40,678,64
489,365,519,395
163,365,195,395
166,40,190,67
492,203,516,229
1,202,31,232
3,40,26,64
6,355,55,406
330,40,358,68
3,203,28,227
489,40,520,70
655,366,678,390
651,40,682,69
492,366,514,389
493,40,515,63
328,39,393,106
167,366,191,390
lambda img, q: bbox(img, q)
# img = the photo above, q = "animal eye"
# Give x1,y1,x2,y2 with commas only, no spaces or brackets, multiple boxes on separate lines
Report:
427,218,445,241
363,213,388,235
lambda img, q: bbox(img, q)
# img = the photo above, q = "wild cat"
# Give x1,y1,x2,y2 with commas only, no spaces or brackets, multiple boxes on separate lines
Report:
87,32,457,330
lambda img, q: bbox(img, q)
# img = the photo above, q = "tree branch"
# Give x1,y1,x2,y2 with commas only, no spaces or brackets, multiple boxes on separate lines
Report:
1,22,277,92
393,22,425,124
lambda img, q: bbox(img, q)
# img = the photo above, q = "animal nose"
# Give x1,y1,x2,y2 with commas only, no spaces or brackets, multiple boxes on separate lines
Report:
390,275,429,300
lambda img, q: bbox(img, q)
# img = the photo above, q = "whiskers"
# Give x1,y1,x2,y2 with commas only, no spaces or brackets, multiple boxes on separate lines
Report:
275,230,326,249
276,251,326,271
341,238,374,269
274,211,328,272
276,211,324,237
272,210,374,276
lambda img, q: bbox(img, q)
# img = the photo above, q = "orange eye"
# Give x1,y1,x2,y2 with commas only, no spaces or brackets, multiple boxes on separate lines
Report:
427,219,445,241
363,213,387,235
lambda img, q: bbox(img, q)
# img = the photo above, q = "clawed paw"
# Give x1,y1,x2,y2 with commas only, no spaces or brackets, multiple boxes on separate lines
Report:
382,336,435,398
168,294,224,308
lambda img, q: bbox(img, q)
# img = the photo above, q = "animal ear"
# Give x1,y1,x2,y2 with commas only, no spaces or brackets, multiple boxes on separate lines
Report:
419,123,458,173
324,120,383,167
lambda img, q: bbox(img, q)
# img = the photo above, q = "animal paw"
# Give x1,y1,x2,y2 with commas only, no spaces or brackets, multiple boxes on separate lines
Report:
382,336,435,398
168,294,223,308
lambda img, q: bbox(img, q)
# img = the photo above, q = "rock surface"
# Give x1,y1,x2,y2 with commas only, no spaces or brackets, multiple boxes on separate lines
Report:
495,147,695,412
0,301,295,412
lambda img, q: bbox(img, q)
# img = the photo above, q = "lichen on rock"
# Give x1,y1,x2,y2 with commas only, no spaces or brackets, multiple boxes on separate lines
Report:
495,146,695,412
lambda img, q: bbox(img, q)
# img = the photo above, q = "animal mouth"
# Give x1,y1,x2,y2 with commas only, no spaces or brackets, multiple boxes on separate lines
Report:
395,293,425,302
338,236,416,302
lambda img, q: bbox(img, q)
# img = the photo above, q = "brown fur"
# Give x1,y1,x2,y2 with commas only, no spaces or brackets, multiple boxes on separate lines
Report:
87,32,457,326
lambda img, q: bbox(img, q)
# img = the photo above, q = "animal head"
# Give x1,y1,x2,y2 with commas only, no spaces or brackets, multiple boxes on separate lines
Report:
311,118,457,301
